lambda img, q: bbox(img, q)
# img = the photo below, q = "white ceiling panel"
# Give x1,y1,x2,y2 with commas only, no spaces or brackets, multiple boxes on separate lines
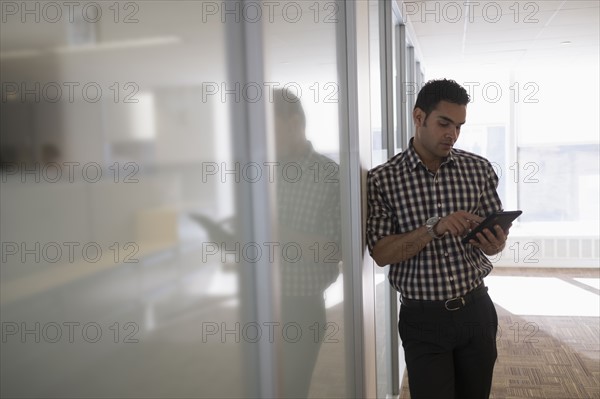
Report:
403,0,599,69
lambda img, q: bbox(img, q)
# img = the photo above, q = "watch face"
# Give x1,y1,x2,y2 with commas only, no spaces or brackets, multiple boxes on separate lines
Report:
427,217,439,226
426,217,441,238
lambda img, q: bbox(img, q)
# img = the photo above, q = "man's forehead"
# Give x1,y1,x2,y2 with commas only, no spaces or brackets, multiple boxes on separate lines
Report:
431,102,466,121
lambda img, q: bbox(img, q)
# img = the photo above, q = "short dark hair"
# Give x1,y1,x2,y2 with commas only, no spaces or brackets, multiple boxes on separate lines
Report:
273,88,306,130
414,79,470,116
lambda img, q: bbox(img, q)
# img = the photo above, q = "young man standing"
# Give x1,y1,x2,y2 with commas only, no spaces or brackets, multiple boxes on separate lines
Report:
366,79,509,399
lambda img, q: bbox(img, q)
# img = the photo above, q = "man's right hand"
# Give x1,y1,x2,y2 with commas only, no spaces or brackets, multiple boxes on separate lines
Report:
434,211,483,237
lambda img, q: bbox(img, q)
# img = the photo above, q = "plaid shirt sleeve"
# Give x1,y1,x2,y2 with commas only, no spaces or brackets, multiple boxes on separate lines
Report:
366,169,398,256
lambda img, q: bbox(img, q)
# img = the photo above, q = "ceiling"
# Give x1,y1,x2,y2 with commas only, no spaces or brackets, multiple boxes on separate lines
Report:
402,0,599,70
0,1,596,81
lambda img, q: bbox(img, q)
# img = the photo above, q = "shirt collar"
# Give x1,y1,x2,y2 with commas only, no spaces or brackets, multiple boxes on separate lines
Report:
405,137,456,172
298,141,315,166
278,140,314,165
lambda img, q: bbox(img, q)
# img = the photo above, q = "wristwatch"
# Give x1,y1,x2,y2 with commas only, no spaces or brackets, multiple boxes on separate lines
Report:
426,216,443,239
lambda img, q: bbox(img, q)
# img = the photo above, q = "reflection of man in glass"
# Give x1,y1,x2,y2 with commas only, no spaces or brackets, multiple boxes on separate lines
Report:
272,88,341,398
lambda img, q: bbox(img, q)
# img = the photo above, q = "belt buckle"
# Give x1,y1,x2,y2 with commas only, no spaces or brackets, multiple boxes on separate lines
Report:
444,296,465,311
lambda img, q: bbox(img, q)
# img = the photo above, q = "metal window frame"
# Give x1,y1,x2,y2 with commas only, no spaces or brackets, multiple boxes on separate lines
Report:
407,44,416,140
224,2,281,397
377,2,426,397
226,0,369,397
380,1,404,398
396,22,408,154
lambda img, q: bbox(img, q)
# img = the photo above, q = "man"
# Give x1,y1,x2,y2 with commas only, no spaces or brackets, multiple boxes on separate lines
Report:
192,88,340,398
366,79,508,399
273,88,341,398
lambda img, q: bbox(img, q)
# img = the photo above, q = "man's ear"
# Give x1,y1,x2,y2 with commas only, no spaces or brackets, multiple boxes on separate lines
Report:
413,108,426,127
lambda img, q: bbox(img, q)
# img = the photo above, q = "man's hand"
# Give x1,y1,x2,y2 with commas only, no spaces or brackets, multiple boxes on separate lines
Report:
435,211,510,256
468,224,511,256
434,210,483,237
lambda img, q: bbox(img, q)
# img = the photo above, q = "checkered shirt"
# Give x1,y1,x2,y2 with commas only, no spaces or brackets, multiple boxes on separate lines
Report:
366,139,503,300
277,142,341,296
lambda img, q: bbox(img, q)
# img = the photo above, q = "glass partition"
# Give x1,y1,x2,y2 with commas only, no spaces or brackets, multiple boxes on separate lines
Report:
0,2,253,397
0,1,362,398
262,1,353,396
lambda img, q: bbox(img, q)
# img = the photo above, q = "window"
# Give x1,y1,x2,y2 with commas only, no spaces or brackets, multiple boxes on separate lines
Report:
516,65,599,235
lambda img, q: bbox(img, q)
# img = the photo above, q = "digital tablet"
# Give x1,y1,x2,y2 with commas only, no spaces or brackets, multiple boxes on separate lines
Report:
462,210,522,244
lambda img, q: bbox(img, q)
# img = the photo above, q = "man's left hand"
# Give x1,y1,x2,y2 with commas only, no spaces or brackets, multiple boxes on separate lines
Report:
468,224,510,256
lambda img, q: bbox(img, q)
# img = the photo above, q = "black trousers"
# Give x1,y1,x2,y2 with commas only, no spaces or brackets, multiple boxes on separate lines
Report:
398,291,498,399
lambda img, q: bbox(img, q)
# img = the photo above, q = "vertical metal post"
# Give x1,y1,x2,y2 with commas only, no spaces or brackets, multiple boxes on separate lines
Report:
381,0,396,156
381,2,400,398
225,1,281,397
397,24,408,152
407,45,416,140
416,61,423,90
338,0,367,397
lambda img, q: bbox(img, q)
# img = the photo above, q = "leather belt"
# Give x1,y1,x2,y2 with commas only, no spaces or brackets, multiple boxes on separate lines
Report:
401,284,488,311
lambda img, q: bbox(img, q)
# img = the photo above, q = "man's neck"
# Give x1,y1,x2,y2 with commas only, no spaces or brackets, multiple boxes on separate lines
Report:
411,140,441,173
278,140,311,162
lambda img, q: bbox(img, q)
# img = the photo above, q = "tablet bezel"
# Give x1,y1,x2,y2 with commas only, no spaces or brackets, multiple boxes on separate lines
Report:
461,210,522,244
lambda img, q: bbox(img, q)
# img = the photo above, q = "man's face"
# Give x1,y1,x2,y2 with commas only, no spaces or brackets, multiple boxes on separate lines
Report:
412,100,466,165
